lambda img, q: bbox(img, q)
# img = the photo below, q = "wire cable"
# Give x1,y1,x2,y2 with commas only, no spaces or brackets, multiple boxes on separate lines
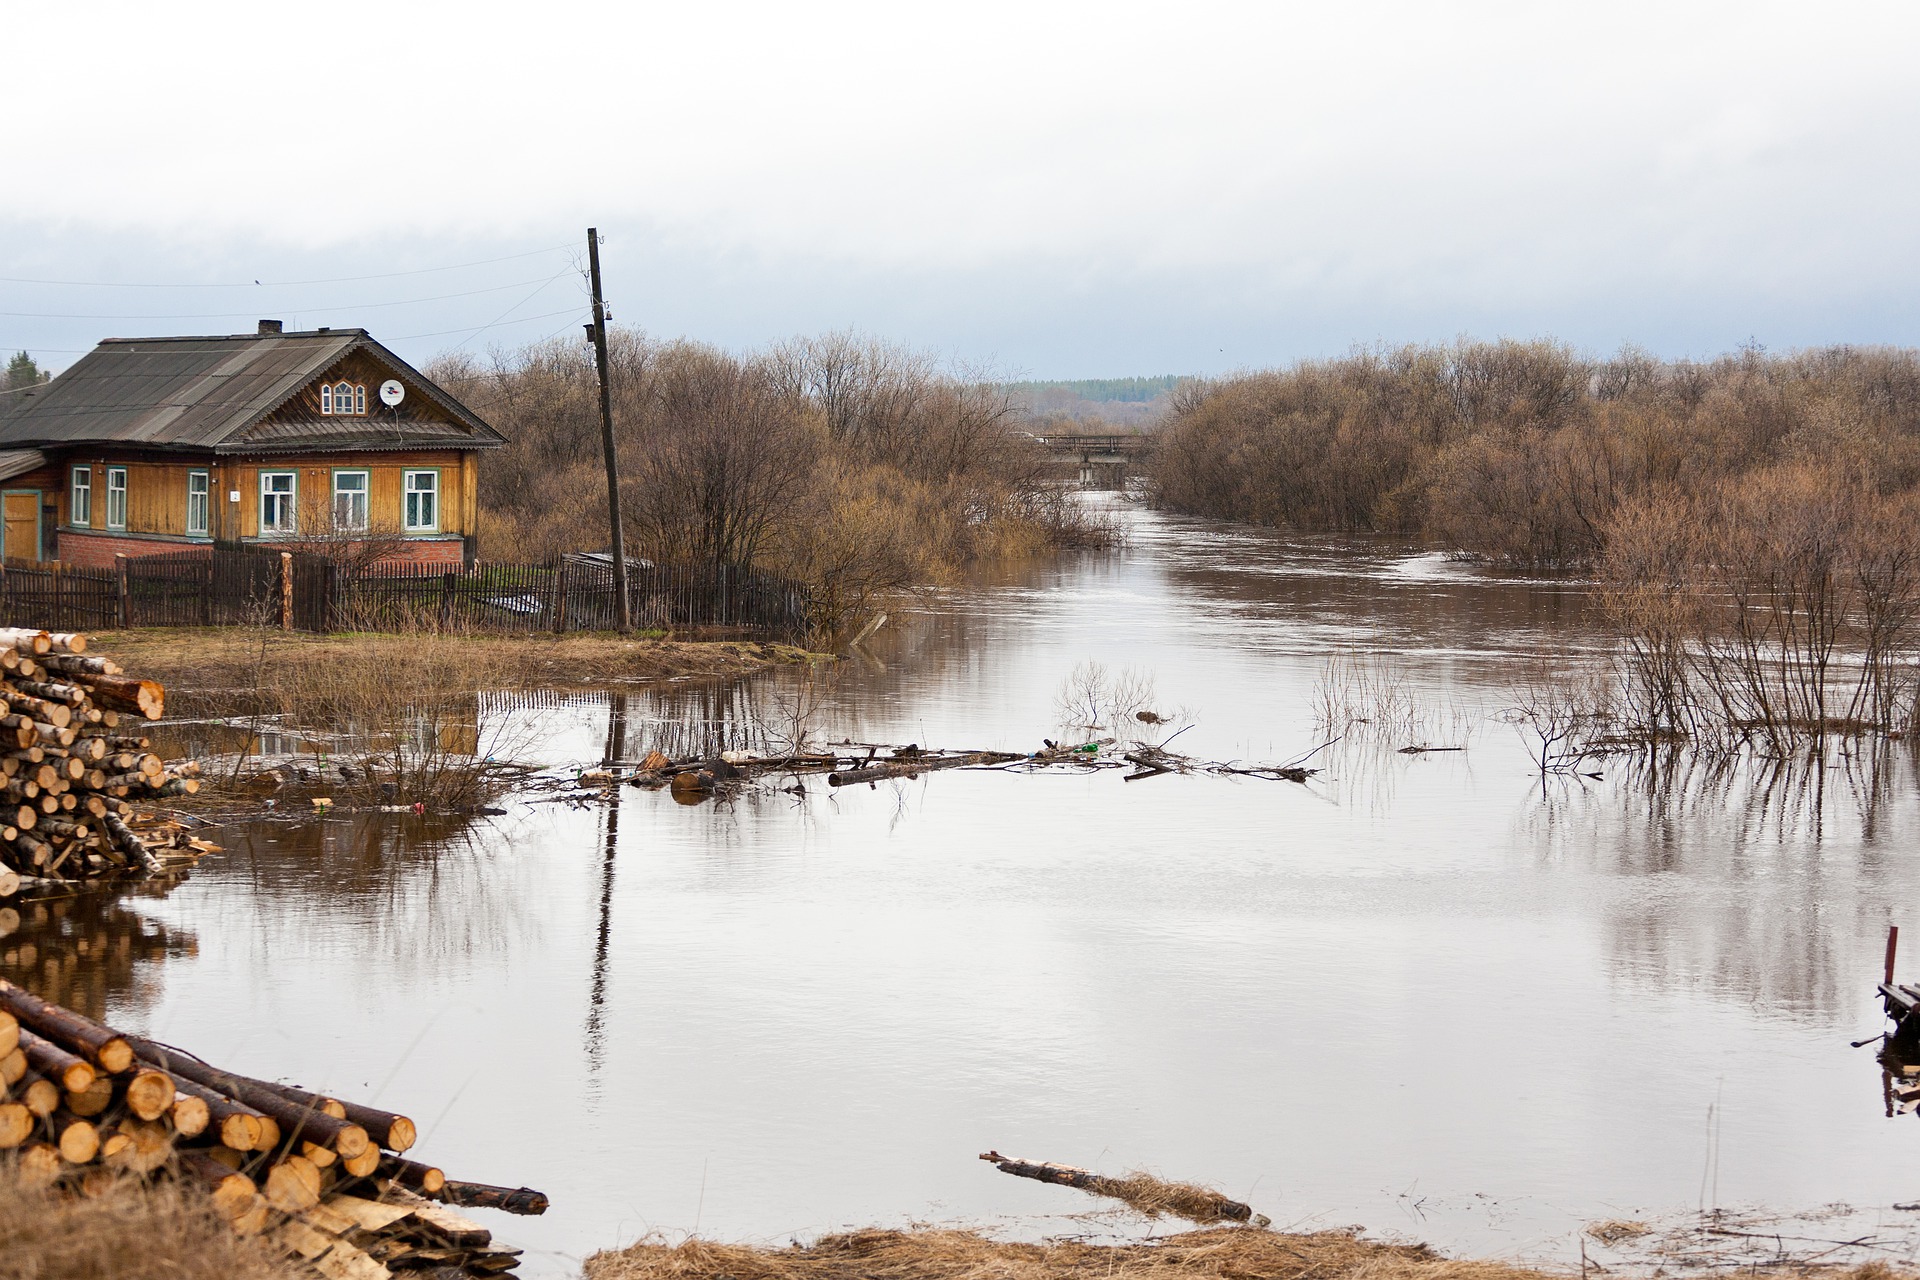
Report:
0,273,576,322
0,242,576,289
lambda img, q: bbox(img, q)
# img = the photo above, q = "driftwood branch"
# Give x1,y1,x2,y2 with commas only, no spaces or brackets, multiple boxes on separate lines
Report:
979,1149,1253,1223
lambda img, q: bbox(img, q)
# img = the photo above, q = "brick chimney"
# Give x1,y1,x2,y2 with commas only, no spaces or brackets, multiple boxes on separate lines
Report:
257,319,283,335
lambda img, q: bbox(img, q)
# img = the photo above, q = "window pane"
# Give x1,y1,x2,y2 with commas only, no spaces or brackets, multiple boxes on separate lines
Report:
354,385,366,414
70,469,90,527
320,384,332,415
404,471,437,530
261,472,295,533
187,473,208,537
106,468,126,529
334,472,368,531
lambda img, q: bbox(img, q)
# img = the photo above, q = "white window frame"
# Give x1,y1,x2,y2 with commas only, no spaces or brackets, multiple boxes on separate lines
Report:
320,383,333,415
69,467,91,528
403,469,439,532
104,466,127,531
353,384,366,414
259,470,297,536
186,471,210,538
333,469,369,532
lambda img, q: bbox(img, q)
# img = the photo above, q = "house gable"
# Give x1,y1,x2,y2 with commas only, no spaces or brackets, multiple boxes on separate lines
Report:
236,345,495,453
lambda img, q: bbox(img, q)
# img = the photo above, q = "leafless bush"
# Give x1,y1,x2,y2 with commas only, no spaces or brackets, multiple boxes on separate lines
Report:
1054,661,1180,741
1151,340,1920,569
436,328,1118,646
1311,653,1478,747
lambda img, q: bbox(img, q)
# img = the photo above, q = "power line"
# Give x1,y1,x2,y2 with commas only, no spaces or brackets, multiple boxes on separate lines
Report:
0,242,576,289
0,272,575,321
393,306,587,342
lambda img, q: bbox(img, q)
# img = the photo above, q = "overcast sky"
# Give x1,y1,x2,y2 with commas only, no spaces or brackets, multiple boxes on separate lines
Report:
4,1,1917,377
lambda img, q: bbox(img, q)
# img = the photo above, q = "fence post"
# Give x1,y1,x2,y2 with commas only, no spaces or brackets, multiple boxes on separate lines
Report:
201,556,213,626
279,552,293,631
440,571,455,629
114,555,129,629
553,559,569,633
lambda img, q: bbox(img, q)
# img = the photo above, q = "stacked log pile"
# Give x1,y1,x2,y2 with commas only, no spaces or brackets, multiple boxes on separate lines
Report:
0,979,544,1278
0,628,210,890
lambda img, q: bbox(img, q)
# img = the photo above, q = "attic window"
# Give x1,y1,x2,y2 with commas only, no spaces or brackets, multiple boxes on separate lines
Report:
320,381,366,416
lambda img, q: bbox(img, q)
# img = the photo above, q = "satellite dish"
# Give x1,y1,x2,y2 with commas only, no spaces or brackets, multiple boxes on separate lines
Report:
379,379,405,407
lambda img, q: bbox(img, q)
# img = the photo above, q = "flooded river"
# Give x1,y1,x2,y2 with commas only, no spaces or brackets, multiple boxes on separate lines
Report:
13,506,1920,1274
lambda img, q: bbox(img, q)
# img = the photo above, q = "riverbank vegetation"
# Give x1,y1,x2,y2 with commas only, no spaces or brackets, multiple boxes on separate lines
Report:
585,1225,1561,1280
433,330,1115,641
1155,342,1920,752
1150,341,1920,568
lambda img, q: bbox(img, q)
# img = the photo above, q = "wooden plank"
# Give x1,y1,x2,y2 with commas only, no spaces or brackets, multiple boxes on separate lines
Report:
324,1193,416,1232
301,1200,360,1236
273,1219,336,1260
311,1238,393,1280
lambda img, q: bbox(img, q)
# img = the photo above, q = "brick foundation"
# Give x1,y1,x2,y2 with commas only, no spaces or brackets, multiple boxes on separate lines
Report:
53,530,467,569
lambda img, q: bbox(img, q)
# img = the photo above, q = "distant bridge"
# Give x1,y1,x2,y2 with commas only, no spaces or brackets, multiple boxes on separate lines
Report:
1029,432,1153,488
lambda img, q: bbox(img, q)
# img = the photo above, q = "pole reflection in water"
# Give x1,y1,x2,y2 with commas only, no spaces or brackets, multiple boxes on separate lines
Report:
585,694,629,1081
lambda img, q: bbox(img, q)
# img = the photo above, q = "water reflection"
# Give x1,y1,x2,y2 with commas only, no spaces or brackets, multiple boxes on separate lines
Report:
56,507,1920,1275
0,887,196,1021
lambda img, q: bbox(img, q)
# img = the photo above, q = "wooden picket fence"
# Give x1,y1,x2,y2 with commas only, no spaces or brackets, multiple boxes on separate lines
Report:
0,549,811,638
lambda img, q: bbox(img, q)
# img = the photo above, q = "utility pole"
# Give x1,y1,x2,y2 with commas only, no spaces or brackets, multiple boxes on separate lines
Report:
586,227,631,632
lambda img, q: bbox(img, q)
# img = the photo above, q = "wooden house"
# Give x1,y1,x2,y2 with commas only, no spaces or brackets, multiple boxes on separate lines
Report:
0,321,505,568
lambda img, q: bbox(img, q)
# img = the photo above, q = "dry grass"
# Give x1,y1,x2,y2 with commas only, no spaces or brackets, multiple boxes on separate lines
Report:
0,1168,299,1280
1082,1172,1249,1223
90,627,813,718
585,1226,1562,1280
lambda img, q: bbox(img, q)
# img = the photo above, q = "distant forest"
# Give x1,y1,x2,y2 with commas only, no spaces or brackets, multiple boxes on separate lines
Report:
1007,375,1186,426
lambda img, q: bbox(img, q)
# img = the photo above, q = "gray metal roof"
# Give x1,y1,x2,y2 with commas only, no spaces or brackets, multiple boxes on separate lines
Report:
0,449,46,483
0,329,505,454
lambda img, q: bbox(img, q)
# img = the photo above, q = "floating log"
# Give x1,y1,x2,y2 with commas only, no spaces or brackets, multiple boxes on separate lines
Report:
978,1150,1254,1223
441,1180,551,1215
827,750,1021,787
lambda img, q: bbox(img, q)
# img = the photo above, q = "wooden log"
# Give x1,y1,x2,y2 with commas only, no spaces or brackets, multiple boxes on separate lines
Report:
8,1076,59,1117
0,1047,23,1086
168,1090,210,1138
38,654,118,677
102,1116,171,1173
127,1037,371,1157
0,1008,15,1057
68,673,162,720
977,1150,1255,1222
0,980,133,1072
18,1140,61,1186
827,750,1020,787
440,1179,552,1215
339,1143,380,1177
0,1099,30,1147
380,1154,446,1195
178,1149,261,1220
0,693,70,728
65,1075,113,1117
168,1073,265,1151
124,1067,175,1121
258,1085,413,1152
265,1153,324,1212
18,1027,95,1093
11,679,89,707
51,1111,99,1164
0,629,53,656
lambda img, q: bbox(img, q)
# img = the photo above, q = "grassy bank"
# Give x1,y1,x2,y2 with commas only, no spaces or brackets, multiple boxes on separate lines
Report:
93,627,814,717
586,1226,1565,1280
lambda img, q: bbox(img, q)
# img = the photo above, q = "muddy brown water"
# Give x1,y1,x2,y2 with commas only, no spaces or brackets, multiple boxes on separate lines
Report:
13,506,1920,1275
